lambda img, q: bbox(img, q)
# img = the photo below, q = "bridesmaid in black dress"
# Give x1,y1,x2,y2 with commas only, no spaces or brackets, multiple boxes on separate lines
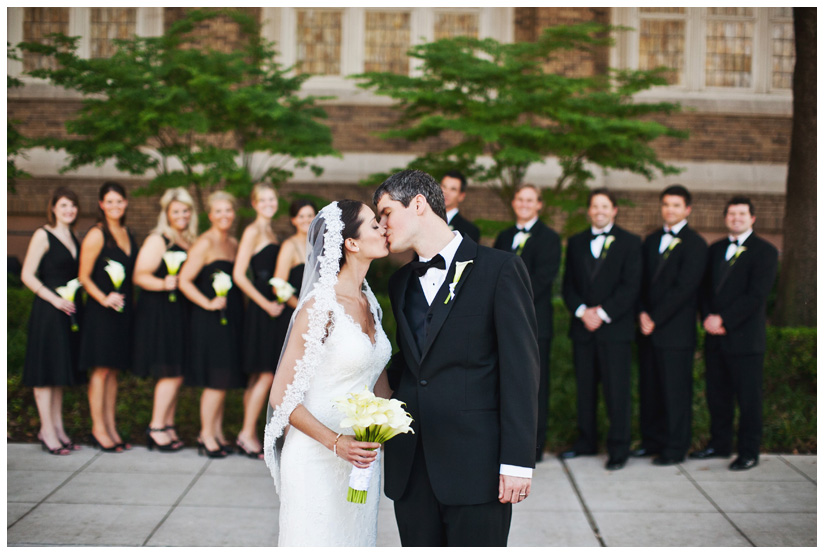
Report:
78,182,136,453
272,199,316,328
232,183,286,458
21,188,84,455
133,187,198,452
178,191,244,458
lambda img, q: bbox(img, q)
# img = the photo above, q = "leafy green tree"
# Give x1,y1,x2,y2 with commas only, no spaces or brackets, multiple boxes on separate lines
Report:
17,8,337,214
7,44,30,191
355,22,687,234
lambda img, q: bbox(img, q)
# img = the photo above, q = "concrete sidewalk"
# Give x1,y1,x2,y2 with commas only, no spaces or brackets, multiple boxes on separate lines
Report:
6,443,816,547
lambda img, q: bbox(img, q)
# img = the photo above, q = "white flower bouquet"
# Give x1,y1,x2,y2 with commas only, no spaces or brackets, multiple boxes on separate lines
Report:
104,259,126,312
212,271,233,325
55,278,82,331
162,251,187,302
268,277,296,303
334,388,414,504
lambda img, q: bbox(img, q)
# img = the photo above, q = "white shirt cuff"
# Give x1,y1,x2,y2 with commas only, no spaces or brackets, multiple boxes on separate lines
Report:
575,304,586,318
597,307,612,323
500,464,533,478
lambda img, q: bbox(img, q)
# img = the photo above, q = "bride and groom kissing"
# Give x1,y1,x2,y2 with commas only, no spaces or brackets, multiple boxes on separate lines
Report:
264,169,540,547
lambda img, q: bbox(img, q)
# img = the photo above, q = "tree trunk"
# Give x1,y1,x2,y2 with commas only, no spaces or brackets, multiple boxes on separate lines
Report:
774,8,816,327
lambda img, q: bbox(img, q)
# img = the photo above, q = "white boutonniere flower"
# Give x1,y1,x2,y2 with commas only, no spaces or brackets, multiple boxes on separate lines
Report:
162,251,188,302
729,245,747,266
269,277,296,303
444,260,473,304
515,232,531,256
663,237,682,260
600,235,616,259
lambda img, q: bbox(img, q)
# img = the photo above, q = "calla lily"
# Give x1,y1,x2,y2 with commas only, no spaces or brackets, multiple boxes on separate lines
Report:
162,251,187,302
104,259,126,312
212,271,233,324
269,277,296,303
444,259,474,304
56,278,82,331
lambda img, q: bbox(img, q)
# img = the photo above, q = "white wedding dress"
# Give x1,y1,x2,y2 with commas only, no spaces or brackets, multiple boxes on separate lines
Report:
277,299,391,546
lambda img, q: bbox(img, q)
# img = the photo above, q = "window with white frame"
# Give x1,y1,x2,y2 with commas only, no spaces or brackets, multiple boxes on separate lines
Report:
617,7,794,94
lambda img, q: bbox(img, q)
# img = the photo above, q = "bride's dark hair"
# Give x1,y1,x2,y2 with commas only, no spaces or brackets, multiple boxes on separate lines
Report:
338,199,365,268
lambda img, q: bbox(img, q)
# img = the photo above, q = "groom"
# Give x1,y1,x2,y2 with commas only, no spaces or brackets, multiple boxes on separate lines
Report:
374,169,540,547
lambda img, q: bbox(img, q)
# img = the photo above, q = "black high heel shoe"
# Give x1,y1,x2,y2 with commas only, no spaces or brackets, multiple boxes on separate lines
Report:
235,438,264,460
61,439,81,451
89,433,123,453
38,436,70,456
197,438,228,459
146,427,183,452
218,441,234,455
163,426,185,450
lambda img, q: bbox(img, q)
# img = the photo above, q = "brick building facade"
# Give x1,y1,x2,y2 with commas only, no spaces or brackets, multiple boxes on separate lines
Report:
7,7,792,261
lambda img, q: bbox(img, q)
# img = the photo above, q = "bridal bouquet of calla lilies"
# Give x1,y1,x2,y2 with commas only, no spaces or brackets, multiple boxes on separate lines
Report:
56,278,82,331
335,388,414,504
269,277,296,304
104,259,126,312
162,251,187,302
212,271,233,325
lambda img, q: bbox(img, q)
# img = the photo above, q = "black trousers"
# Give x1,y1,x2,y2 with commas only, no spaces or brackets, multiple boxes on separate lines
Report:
393,444,512,547
638,340,694,459
572,339,632,459
704,348,764,459
536,336,552,458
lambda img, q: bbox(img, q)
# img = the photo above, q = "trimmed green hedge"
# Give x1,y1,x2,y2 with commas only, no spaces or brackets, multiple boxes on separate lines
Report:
6,277,816,453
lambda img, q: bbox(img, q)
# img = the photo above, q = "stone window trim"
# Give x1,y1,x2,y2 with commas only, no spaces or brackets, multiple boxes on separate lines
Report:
611,7,792,116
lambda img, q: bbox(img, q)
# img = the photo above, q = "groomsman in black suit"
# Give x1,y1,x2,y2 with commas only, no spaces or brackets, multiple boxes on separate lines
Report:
691,196,778,471
441,171,481,242
375,169,539,546
561,188,641,470
633,185,707,465
493,184,561,462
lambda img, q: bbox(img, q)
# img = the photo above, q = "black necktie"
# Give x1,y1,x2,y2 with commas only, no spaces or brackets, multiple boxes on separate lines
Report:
411,254,446,276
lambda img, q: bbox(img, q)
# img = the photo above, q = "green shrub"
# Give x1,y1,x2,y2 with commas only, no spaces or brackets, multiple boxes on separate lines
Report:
6,275,816,454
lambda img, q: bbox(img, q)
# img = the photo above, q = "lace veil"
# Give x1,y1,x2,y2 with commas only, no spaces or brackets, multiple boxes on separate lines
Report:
263,202,346,491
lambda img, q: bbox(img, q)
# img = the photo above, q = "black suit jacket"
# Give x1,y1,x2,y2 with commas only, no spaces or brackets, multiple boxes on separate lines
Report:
493,220,561,339
562,225,642,342
639,225,708,349
447,211,481,243
700,233,778,354
384,237,539,505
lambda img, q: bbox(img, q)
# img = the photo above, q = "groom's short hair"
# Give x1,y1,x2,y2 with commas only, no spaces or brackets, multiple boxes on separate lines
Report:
373,169,447,222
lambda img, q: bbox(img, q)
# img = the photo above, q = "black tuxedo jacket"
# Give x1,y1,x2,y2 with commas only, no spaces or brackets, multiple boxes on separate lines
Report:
384,237,539,506
639,225,708,349
562,224,642,342
493,220,561,339
448,211,481,243
700,233,778,354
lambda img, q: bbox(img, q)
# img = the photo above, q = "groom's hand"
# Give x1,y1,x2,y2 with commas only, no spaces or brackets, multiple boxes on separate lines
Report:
498,475,531,504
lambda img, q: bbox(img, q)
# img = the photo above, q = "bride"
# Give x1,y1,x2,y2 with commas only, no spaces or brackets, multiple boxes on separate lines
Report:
264,200,393,546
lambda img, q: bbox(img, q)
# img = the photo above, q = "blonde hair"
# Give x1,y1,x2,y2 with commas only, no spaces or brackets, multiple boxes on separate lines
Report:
151,187,198,244
206,190,236,213
250,182,277,205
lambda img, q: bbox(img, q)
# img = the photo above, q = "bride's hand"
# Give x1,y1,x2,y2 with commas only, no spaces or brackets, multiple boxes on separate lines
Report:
335,435,381,469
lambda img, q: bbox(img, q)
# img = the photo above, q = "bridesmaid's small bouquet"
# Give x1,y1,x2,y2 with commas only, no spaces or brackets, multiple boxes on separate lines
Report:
212,271,233,325
268,277,296,303
55,278,82,332
335,388,414,504
162,251,188,302
104,259,126,312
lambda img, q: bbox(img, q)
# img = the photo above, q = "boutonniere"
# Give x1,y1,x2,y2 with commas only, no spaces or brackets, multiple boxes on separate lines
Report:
663,237,682,260
515,232,531,256
600,235,616,259
444,260,473,304
729,246,747,266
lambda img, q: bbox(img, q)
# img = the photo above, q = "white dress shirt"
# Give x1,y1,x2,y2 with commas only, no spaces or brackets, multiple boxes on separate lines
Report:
446,208,459,226
725,229,753,260
659,219,688,253
511,216,539,250
416,231,533,479
576,223,614,323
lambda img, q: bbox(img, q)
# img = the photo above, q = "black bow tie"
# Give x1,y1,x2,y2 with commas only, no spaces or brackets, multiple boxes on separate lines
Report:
664,229,676,236
591,231,607,241
728,238,739,246
411,254,446,276
516,227,528,233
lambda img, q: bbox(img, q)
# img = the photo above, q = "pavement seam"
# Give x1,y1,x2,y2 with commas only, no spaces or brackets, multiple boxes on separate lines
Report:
559,458,606,547
777,455,816,485
141,457,213,547
678,464,756,547
7,449,103,530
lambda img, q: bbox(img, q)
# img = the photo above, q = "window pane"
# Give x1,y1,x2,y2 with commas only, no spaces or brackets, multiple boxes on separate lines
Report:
22,7,70,72
771,21,795,90
705,20,754,87
772,7,793,19
434,12,479,40
364,11,411,75
707,8,754,17
90,8,136,59
296,9,342,75
640,8,685,15
639,19,685,85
